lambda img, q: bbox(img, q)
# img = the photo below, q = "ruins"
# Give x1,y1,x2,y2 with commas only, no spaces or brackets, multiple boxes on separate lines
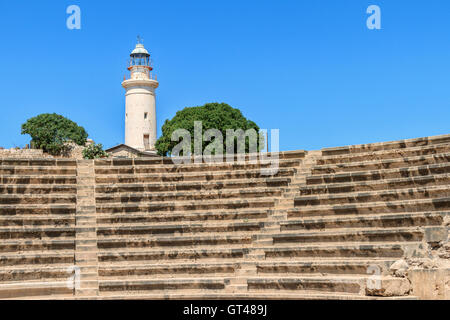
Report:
0,134,448,299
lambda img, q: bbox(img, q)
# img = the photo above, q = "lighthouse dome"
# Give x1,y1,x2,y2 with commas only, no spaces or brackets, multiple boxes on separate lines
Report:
131,43,149,56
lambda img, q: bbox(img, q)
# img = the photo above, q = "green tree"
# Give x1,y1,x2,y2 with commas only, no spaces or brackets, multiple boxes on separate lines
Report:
21,113,88,155
82,143,109,159
155,102,262,156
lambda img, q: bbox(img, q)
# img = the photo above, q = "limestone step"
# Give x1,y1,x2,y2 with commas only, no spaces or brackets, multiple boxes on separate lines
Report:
0,184,77,195
0,166,77,175
0,251,75,267
312,153,450,175
256,259,397,276
95,177,291,194
0,265,74,282
12,291,418,300
318,142,450,165
294,185,450,207
99,278,228,292
97,259,396,277
288,197,450,218
96,198,276,214
306,162,450,185
95,159,301,175
96,188,282,204
97,234,254,249
282,212,445,231
97,221,265,236
0,215,75,227
0,194,76,205
299,173,450,195
0,204,76,216
0,175,77,185
98,247,250,263
0,281,74,299
0,226,76,240
94,150,306,167
90,274,411,297
0,159,77,167
100,272,237,281
99,262,238,277
263,242,425,259
321,133,450,156
272,227,425,244
96,209,271,224
0,239,75,253
247,275,410,296
95,167,297,184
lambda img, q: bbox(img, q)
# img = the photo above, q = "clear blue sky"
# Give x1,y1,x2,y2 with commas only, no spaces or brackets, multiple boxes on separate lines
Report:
0,0,449,151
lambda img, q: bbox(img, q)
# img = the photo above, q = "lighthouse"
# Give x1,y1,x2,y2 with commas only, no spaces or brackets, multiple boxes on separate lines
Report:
122,39,159,152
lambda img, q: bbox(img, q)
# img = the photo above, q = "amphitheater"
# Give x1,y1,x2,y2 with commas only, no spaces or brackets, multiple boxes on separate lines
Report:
0,134,449,300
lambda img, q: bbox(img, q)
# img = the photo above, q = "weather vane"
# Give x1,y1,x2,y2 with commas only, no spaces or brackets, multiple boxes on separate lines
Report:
137,35,144,44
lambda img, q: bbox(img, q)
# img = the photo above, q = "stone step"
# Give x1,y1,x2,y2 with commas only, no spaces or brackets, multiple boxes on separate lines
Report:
0,166,77,175
272,227,425,244
96,258,396,277
94,150,306,167
0,204,76,216
96,188,282,204
288,197,450,218
0,159,77,167
294,185,450,207
247,275,411,296
0,251,75,267
282,212,445,231
299,174,450,195
100,272,237,281
256,259,396,276
98,248,250,263
0,226,76,240
96,198,276,214
98,262,238,277
318,142,450,165
85,273,412,297
306,162,450,185
0,194,76,205
0,281,74,299
0,215,75,227
95,159,301,175
312,153,450,175
263,242,425,259
97,234,254,249
95,167,297,184
0,239,75,253
95,177,291,194
99,278,228,292
96,209,272,224
0,184,77,195
0,265,74,282
13,291,418,300
0,175,77,185
321,133,450,156
97,221,265,236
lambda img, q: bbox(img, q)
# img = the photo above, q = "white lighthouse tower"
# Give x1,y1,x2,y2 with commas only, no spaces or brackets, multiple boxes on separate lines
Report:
122,39,159,152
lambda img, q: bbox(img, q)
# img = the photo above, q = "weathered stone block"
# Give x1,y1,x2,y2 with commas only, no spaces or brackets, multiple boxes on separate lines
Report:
408,268,449,300
424,226,448,243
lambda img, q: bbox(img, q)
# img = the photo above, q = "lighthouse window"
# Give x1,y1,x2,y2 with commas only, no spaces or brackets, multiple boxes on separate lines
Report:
144,112,148,119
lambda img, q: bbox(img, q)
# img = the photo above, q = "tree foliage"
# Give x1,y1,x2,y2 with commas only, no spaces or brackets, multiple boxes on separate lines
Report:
82,143,109,159
155,102,262,156
21,113,88,155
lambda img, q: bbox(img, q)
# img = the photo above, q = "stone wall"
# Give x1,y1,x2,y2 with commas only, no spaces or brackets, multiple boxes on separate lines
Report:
0,148,53,159
0,139,97,160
